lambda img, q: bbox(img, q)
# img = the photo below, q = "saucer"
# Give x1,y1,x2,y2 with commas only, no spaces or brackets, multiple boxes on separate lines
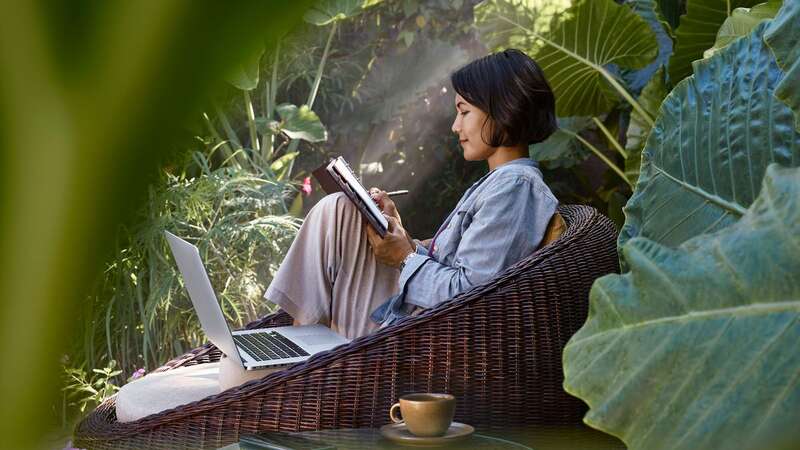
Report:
380,422,475,446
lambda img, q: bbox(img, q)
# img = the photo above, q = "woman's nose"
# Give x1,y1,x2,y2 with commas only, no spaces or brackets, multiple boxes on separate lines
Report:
451,116,460,134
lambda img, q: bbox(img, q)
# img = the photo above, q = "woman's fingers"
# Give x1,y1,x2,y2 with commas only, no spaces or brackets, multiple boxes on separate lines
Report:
369,187,383,199
385,215,397,232
368,187,403,223
369,187,386,209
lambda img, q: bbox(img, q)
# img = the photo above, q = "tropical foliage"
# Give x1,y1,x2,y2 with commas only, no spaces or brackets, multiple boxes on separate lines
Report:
668,0,762,83
619,19,800,250
72,152,301,375
562,3,800,449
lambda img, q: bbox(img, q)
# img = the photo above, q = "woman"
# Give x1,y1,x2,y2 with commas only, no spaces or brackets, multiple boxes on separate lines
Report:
264,48,558,340
115,49,561,421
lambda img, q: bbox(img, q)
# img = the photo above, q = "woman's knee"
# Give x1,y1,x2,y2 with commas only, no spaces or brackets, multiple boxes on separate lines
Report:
312,192,358,217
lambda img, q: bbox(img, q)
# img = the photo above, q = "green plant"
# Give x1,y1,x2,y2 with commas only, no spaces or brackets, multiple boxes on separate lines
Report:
205,1,385,221
668,0,762,83
62,361,122,417
562,6,800,448
74,150,302,376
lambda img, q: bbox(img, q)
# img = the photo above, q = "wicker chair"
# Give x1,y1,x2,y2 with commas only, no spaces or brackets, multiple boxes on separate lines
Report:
74,204,619,450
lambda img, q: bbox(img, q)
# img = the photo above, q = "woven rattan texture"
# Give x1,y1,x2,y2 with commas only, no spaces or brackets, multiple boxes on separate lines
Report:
75,205,619,449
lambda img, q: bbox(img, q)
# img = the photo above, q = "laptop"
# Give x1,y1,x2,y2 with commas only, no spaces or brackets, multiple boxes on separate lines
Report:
164,231,350,370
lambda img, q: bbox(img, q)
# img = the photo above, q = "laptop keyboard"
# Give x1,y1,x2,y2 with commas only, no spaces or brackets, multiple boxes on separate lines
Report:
233,331,310,362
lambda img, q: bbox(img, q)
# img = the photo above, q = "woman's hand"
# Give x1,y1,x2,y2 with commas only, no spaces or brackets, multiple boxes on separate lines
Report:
370,187,416,250
365,215,415,268
369,187,401,223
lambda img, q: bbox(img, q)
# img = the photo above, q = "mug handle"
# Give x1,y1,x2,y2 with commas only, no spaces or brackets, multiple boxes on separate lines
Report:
389,402,403,423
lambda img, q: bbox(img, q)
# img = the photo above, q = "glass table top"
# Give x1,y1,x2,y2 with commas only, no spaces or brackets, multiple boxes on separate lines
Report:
218,424,626,450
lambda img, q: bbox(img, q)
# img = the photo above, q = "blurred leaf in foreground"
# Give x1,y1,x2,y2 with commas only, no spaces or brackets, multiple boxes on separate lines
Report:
0,1,312,446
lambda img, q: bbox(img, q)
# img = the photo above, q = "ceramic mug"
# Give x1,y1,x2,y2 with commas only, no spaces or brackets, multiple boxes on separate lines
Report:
389,393,456,437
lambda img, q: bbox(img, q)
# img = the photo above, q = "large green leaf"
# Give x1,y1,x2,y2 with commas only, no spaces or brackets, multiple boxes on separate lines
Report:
703,0,782,58
530,0,659,116
621,0,674,94
0,1,314,447
275,103,327,142
765,0,800,130
668,0,760,84
529,116,592,168
564,164,800,450
227,46,264,90
619,21,800,252
484,0,658,117
474,0,571,53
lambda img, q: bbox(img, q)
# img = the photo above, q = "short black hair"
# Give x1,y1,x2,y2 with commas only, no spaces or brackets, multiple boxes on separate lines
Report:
451,48,557,146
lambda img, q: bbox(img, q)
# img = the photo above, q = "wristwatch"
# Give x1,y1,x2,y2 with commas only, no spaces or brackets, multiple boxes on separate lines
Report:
399,251,416,271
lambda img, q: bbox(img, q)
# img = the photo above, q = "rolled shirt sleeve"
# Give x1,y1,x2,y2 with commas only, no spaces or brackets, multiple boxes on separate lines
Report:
401,175,557,309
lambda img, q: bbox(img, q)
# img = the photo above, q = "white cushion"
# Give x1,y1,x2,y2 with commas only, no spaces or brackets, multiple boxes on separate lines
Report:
116,363,221,423
116,357,283,423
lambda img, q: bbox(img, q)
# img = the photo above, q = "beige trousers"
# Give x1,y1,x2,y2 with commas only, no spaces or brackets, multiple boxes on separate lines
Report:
264,192,402,340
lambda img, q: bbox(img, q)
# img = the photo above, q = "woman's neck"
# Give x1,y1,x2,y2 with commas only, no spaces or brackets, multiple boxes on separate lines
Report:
487,145,528,171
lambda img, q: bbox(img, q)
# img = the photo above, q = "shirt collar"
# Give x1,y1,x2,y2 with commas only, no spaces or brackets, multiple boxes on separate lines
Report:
470,157,538,187
493,157,538,170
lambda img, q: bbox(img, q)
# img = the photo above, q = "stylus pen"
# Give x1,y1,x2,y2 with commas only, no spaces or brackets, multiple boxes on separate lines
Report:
386,190,409,197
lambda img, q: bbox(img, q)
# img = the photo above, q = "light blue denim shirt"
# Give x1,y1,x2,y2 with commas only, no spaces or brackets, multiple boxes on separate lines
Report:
370,157,558,326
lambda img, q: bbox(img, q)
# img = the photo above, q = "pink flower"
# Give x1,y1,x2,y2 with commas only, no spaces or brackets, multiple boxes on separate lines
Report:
131,368,146,380
301,177,312,196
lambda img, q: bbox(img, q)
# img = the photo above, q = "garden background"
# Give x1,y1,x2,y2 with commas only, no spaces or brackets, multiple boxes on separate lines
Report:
0,0,797,448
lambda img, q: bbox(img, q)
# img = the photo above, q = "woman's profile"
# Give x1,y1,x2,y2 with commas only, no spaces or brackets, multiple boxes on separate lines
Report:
264,48,559,340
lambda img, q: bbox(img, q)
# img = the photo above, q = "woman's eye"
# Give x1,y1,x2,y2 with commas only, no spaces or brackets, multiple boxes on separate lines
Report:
460,111,468,116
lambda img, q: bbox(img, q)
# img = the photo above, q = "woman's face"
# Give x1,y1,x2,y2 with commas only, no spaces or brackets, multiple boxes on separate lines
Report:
451,93,496,161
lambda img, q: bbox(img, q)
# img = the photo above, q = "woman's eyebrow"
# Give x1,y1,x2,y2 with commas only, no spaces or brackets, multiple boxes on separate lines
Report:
456,101,467,109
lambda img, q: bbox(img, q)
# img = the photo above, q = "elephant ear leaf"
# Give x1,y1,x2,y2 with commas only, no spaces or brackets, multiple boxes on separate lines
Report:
474,0,571,53
619,20,800,253
529,116,592,167
527,0,659,116
227,46,264,91
668,0,761,84
703,0,782,58
621,0,674,94
765,0,800,131
563,164,800,450
275,104,327,143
